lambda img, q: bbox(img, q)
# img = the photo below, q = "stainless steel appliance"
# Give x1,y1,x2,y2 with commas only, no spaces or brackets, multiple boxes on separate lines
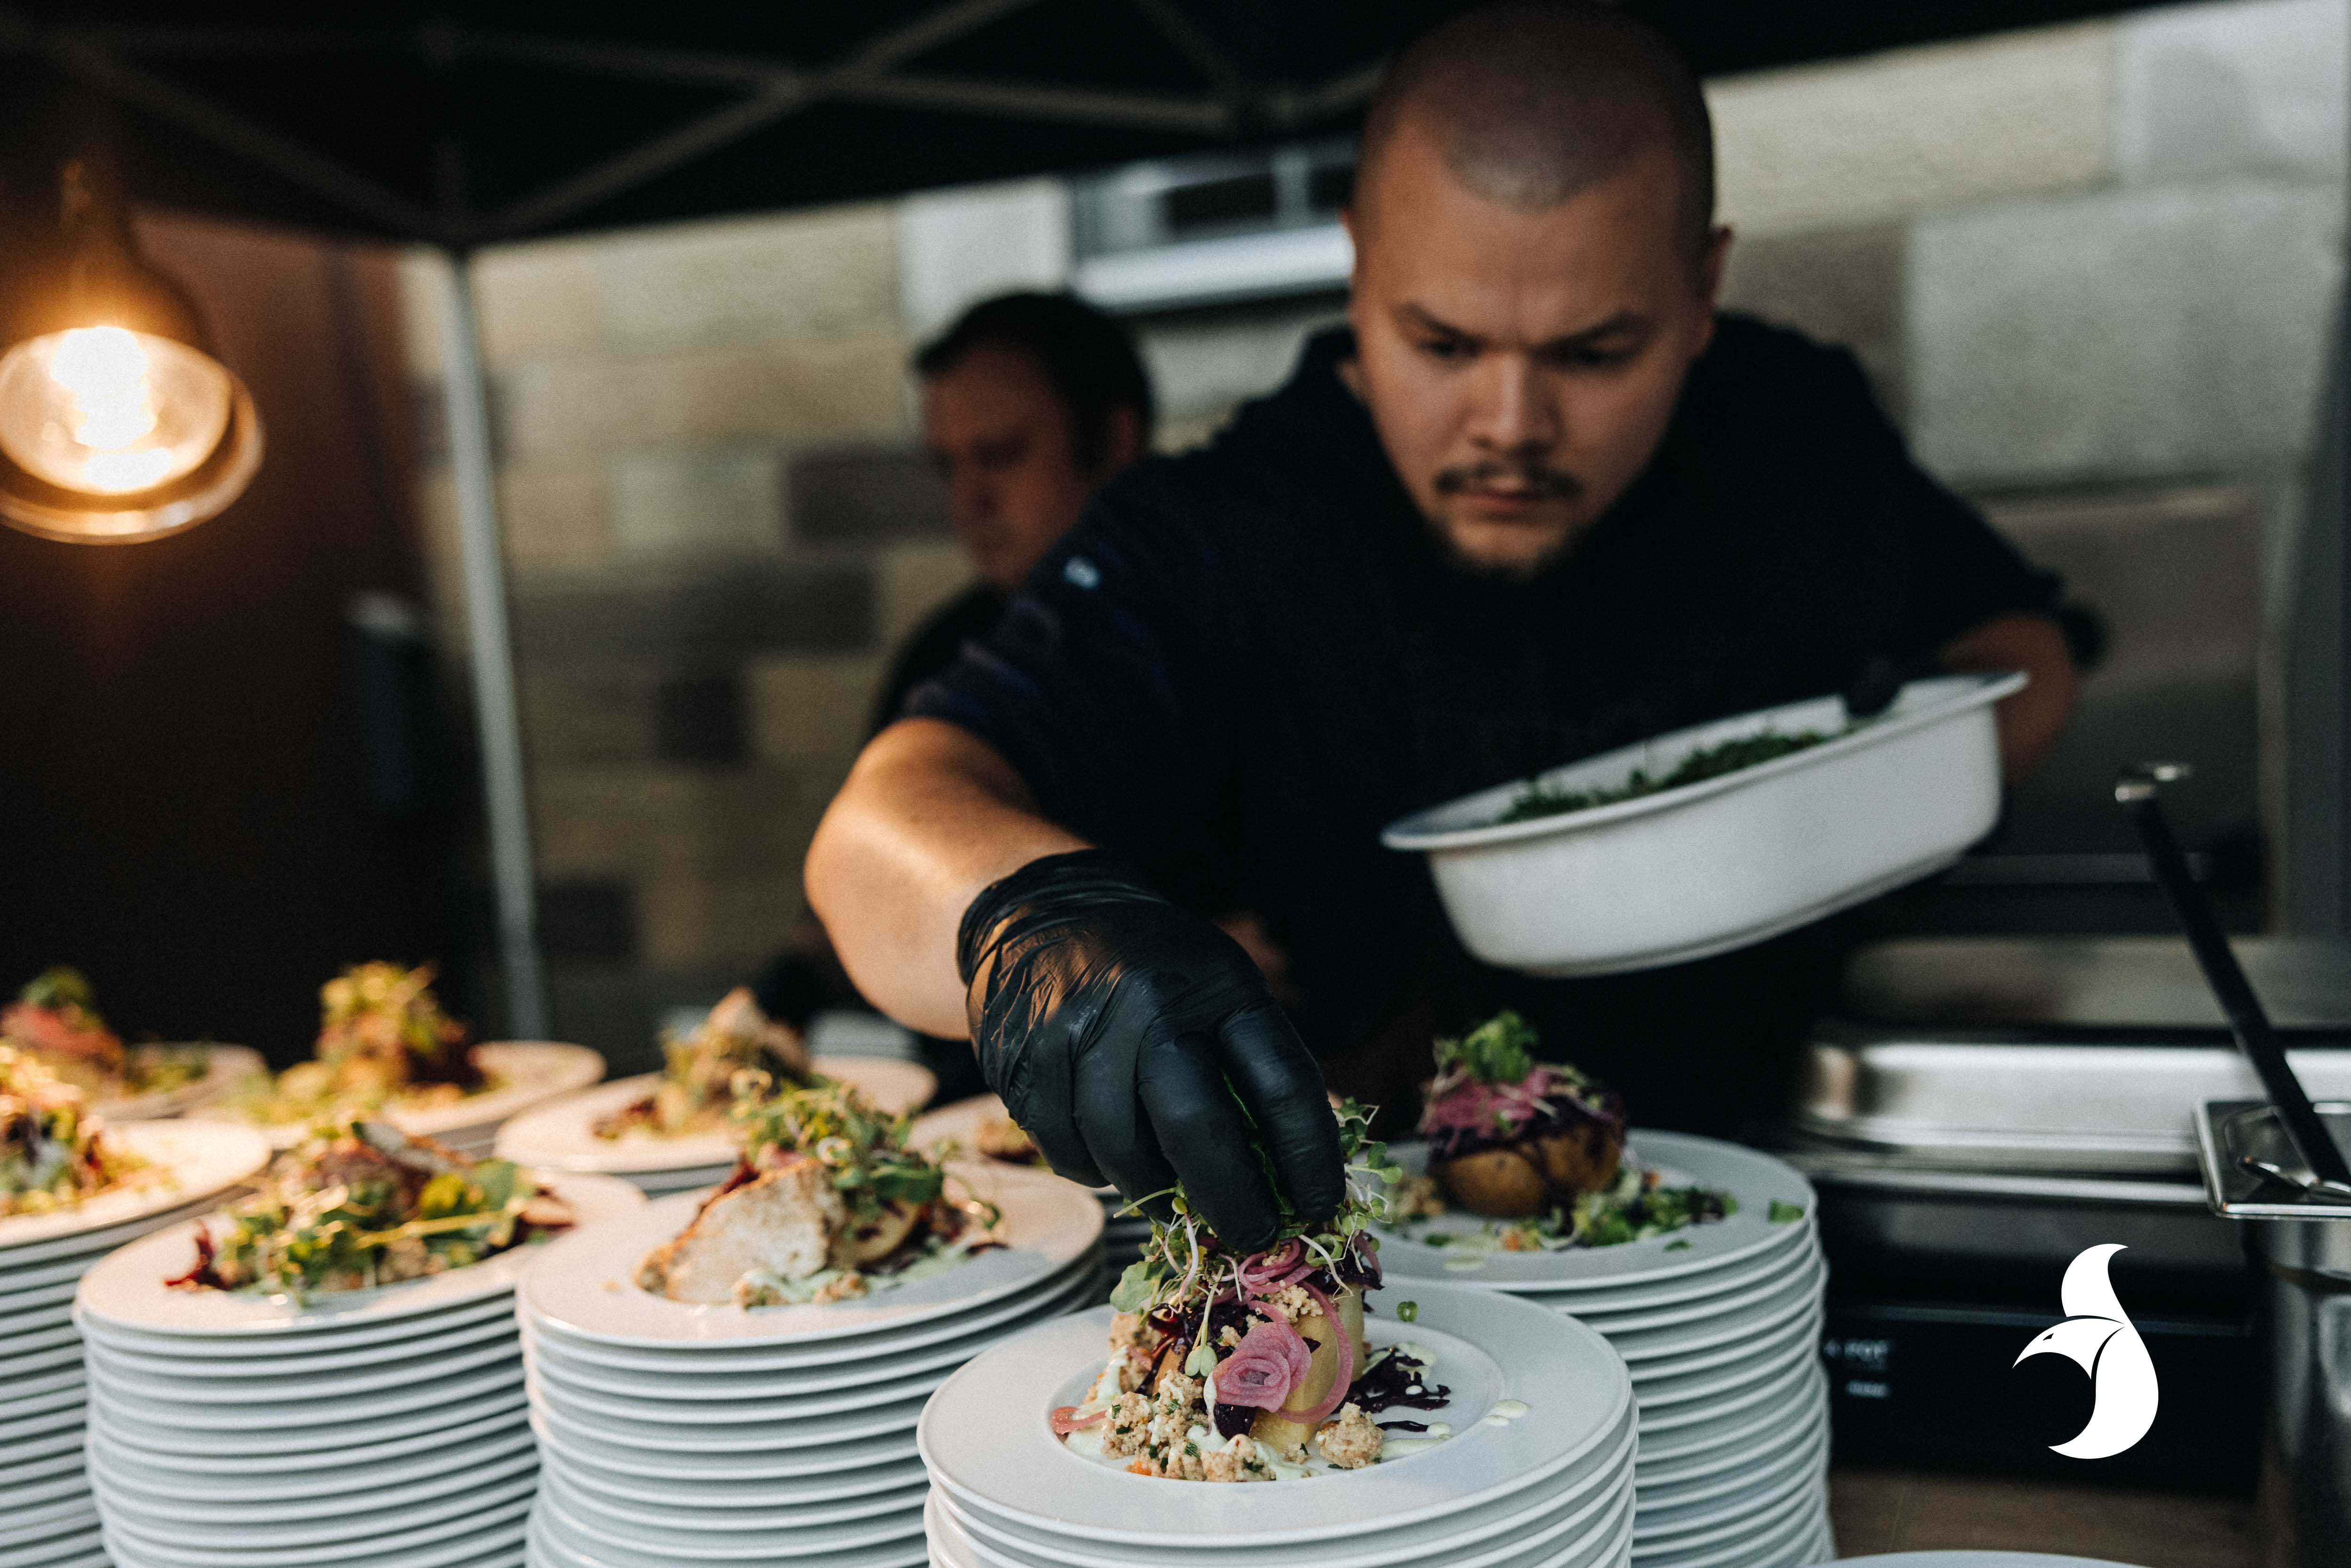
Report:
1779,935,2351,1490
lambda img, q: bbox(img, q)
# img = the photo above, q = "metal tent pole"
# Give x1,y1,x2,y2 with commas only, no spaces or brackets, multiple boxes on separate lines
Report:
436,247,549,1040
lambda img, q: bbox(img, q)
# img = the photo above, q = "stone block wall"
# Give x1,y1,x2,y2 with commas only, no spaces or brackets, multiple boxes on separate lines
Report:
398,0,2347,1051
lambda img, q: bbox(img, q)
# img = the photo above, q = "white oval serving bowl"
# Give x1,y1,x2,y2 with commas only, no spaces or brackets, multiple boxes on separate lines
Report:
1381,672,2024,977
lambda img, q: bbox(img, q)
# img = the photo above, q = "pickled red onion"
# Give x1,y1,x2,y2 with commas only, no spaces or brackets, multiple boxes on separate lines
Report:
1050,1405,1105,1434
1211,1315,1313,1410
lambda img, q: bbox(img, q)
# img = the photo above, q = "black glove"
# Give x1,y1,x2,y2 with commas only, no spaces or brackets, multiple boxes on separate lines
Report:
957,849,1345,1251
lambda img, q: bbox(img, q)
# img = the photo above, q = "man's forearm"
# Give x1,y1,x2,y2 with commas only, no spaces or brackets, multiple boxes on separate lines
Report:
805,717,1088,1040
1939,613,2075,780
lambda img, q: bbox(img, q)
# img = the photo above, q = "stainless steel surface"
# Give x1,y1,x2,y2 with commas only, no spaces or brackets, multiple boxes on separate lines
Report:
2255,1226,2351,1568
438,252,548,1040
2194,1102,2351,1221
1800,1040,2351,1175
1837,936,2351,1032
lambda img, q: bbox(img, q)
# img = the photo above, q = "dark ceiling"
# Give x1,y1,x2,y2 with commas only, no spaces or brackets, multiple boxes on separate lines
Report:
0,1,2179,246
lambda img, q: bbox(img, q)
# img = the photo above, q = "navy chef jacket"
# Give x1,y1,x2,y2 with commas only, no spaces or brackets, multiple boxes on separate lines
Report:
907,319,2062,1134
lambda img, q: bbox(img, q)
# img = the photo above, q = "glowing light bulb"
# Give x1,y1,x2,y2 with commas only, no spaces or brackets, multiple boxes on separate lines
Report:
0,326,234,495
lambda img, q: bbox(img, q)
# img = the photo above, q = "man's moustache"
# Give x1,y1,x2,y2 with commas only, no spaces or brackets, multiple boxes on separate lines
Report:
1433,462,1581,501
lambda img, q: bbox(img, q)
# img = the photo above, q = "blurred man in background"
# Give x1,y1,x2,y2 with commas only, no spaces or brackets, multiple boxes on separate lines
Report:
756,292,1156,1097
868,292,1154,731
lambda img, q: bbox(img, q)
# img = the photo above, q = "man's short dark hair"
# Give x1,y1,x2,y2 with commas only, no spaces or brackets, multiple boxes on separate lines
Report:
913,292,1156,472
1357,0,1715,268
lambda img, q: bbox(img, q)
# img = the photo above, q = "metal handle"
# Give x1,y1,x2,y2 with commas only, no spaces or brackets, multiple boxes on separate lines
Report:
2119,764,2351,1189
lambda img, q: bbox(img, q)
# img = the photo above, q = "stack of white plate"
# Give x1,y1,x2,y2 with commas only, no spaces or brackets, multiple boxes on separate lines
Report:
923,1281,1637,1568
213,1042,607,1158
74,1173,643,1568
518,1166,1106,1568
1382,1133,1830,1568
911,1095,1154,1275
496,1056,938,1197
0,1121,269,1568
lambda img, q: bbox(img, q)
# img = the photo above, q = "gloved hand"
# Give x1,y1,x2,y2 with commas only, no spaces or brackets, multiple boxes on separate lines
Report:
957,849,1345,1251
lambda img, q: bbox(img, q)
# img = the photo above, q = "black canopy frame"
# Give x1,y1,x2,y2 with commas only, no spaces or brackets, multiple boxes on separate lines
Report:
0,0,2185,1033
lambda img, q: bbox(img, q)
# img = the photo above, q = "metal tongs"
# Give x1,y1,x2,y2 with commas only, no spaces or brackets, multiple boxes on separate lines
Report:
2118,764,2351,1209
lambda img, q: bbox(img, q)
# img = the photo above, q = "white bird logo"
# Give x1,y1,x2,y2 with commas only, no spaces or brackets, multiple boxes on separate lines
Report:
2012,1243,2159,1459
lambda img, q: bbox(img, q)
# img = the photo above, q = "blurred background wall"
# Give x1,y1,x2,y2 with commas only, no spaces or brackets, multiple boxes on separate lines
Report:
387,0,2348,1064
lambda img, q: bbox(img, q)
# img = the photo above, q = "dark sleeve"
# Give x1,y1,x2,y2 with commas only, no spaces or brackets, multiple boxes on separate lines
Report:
1731,327,2063,665
867,585,1006,738
1886,436,2065,656
902,468,1234,862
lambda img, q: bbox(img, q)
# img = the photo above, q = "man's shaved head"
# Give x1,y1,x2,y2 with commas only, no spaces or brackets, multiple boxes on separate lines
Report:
1358,0,1714,267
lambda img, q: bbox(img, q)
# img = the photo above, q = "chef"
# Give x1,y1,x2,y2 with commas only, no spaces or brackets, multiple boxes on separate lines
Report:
805,0,2078,1248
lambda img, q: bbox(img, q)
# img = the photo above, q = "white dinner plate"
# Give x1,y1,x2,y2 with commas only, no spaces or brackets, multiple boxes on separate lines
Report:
526,1514,927,1568
88,1045,268,1122
8,1466,92,1510
1634,1334,1819,1435
212,1040,606,1150
0,1371,84,1421
82,1303,519,1378
924,1285,1632,1547
529,1411,917,1482
1638,1382,1828,1497
1631,1310,1822,1409
522,1172,1100,1348
1627,1481,1815,1567
1589,1251,1824,1354
1377,1134,1814,1292
85,1330,521,1403
947,1411,1636,1568
100,1492,534,1568
1511,1223,1816,1320
530,1355,946,1425
88,1420,536,1504
1638,1366,1827,1467
521,1249,1101,1374
531,1390,934,1454
1610,1253,1822,1363
75,1172,641,1336
0,1273,82,1315
93,1453,541,1542
92,1396,527,1474
521,1267,1094,1399
87,1377,528,1458
529,1450,931,1513
0,1121,270,1255
78,1287,522,1359
496,1056,938,1177
540,1466,932,1535
89,1353,521,1432
534,1475,925,1561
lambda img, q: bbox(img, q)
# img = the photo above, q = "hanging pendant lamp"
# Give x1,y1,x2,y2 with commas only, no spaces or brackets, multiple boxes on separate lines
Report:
0,160,262,543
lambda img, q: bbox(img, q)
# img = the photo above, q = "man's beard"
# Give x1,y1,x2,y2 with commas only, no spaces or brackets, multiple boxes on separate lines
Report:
1426,458,1589,582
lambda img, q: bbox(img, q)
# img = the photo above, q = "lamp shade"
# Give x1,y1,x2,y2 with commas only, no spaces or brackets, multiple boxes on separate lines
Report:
0,162,262,544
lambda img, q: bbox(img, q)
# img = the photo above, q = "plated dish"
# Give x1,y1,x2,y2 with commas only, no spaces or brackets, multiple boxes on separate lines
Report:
2,967,262,1121
1388,1013,1739,1258
0,1042,150,1218
635,1080,994,1308
491,991,931,1199
1048,1101,1453,1482
216,962,480,1128
170,1119,576,1298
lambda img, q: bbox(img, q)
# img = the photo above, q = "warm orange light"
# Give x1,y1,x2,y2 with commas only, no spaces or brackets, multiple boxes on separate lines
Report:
0,325,233,495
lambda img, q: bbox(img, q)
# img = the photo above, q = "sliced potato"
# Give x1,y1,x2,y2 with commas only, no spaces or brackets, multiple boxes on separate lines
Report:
1534,1122,1622,1196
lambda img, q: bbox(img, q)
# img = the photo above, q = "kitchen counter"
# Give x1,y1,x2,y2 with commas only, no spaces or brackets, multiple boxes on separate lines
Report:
1830,1467,2257,1565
